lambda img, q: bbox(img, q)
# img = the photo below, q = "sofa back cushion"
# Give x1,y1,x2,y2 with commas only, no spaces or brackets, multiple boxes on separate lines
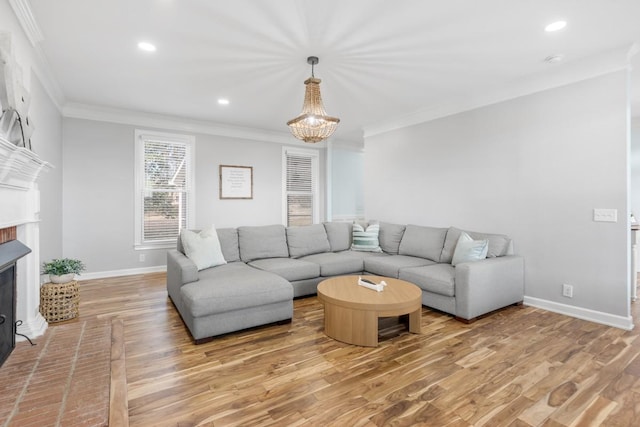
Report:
286,224,331,258
378,222,406,254
177,227,240,263
440,227,511,263
217,228,240,262
398,225,448,262
323,222,352,252
238,225,289,262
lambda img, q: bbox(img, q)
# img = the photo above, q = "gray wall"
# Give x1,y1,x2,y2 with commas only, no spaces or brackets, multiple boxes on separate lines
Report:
631,126,640,219
195,135,326,228
330,145,364,221
62,117,325,274
0,1,64,262
29,76,63,263
364,71,629,318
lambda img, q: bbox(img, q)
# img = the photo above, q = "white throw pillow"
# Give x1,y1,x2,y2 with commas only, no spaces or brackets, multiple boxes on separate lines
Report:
451,232,489,266
180,226,227,271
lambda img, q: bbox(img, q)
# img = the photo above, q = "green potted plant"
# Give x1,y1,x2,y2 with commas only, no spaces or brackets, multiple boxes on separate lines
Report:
41,258,86,284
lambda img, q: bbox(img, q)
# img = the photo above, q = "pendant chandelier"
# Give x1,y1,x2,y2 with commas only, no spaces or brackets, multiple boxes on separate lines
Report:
287,56,340,143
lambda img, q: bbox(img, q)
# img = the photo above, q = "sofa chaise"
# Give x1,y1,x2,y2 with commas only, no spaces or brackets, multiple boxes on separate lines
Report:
167,222,524,343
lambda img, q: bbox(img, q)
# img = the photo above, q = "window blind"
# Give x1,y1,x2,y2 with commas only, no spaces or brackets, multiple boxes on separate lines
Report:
285,151,315,226
135,131,194,248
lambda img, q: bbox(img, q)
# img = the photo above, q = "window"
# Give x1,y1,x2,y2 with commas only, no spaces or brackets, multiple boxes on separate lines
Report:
135,130,194,249
283,147,319,226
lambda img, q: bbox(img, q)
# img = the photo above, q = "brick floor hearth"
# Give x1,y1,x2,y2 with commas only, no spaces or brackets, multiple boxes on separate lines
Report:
0,319,120,427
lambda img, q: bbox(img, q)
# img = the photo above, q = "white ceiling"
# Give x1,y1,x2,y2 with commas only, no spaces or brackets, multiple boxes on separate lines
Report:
26,0,640,141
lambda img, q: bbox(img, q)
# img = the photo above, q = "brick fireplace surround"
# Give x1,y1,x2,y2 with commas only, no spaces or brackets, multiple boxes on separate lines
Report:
0,226,17,243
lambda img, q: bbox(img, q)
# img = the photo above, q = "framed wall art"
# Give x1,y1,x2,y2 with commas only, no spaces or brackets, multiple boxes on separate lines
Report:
219,165,253,199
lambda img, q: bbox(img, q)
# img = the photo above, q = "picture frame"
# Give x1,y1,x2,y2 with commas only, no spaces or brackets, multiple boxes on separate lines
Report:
219,165,253,199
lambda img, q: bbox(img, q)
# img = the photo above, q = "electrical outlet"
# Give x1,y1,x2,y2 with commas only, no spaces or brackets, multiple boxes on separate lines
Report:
139,253,146,262
562,283,573,298
593,208,618,222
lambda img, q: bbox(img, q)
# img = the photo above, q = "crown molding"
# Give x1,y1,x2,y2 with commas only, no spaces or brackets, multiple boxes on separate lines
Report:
63,102,329,147
364,45,633,138
8,0,65,111
8,0,43,46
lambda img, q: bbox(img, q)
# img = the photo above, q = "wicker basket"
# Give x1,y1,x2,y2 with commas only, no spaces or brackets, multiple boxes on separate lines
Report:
40,280,79,322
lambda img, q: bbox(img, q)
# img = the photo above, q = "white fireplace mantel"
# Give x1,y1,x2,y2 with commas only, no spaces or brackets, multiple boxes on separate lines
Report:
1,135,52,341
0,136,51,191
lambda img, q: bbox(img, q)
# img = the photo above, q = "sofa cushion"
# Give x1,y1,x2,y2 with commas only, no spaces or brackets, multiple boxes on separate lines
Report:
300,252,364,276
238,225,289,262
351,223,382,252
180,226,227,271
398,225,448,262
342,250,388,262
248,258,319,281
440,227,511,263
323,222,352,252
217,228,240,262
286,224,331,258
181,263,292,317
378,222,406,255
451,232,489,266
399,264,455,297
364,255,434,279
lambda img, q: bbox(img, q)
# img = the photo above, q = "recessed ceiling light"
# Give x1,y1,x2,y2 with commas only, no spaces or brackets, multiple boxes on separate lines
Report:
545,21,567,32
137,42,157,52
217,98,230,106
545,54,565,64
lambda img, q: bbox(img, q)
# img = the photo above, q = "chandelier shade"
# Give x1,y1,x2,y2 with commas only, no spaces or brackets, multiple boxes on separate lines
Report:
287,57,340,143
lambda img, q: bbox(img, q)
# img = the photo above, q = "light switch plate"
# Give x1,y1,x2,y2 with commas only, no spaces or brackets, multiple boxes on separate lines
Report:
593,208,618,222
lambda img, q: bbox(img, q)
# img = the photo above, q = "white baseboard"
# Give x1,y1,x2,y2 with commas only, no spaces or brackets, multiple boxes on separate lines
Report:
79,265,166,281
524,296,634,331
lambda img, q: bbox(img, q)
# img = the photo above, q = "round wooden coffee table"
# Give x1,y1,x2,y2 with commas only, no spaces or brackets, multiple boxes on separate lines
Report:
317,275,422,347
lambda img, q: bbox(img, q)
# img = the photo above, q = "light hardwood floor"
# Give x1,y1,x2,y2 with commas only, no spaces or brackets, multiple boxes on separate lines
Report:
75,273,640,426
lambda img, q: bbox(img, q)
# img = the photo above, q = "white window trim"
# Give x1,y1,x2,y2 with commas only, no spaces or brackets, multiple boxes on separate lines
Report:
282,146,319,226
134,129,195,250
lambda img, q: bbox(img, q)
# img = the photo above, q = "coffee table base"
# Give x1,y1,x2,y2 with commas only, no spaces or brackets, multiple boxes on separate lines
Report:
323,303,421,347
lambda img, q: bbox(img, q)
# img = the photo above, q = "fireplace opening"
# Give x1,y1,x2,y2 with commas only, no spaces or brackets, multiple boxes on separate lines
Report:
0,238,31,367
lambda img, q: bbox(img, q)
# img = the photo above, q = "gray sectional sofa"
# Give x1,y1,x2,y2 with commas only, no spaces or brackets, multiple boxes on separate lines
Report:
167,222,524,343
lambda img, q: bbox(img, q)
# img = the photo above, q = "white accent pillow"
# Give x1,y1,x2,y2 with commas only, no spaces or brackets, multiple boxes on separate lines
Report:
451,232,489,266
181,226,227,271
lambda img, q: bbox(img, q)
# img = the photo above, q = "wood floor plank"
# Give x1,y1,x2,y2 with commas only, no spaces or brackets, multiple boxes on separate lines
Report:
599,388,640,426
456,361,553,424
477,395,535,427
549,340,640,426
109,319,128,427
568,395,617,427
56,272,640,426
